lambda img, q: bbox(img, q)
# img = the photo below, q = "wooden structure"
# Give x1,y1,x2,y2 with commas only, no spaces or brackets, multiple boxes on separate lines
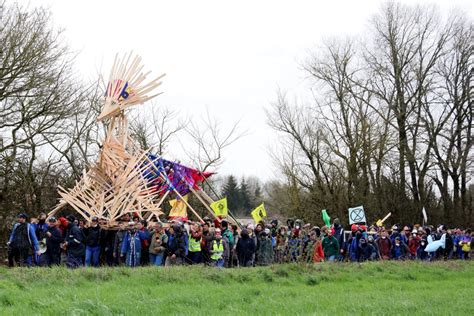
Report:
49,53,238,228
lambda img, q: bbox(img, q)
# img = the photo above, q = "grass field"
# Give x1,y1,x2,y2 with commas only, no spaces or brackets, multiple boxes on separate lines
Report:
0,261,473,315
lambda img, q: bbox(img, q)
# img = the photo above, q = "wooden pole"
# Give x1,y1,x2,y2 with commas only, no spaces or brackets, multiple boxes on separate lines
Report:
190,187,217,220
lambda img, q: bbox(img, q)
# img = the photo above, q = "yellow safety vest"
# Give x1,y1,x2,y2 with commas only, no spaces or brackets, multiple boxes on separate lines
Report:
211,240,224,260
189,236,201,252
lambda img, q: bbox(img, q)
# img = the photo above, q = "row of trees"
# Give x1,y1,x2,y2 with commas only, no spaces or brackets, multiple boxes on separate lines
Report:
266,2,473,227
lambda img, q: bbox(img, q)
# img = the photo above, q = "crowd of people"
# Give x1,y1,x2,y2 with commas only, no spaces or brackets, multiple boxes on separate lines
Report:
6,212,473,268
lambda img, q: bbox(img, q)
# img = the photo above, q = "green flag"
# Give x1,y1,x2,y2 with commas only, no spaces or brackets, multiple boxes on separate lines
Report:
322,209,331,227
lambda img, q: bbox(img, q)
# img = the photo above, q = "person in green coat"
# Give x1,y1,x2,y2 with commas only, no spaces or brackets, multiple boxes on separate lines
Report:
220,220,234,267
322,230,340,262
256,228,274,266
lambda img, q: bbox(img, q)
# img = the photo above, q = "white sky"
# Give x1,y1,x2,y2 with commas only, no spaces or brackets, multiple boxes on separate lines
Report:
18,0,473,181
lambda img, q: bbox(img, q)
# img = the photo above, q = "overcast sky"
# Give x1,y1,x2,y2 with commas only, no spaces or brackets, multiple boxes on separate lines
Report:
19,0,473,181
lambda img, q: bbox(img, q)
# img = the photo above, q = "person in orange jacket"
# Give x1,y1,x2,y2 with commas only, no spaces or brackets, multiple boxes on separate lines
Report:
312,227,325,263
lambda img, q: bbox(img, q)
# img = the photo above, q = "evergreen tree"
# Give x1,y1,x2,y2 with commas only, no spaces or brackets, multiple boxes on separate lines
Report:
239,177,252,215
253,182,263,208
221,175,240,214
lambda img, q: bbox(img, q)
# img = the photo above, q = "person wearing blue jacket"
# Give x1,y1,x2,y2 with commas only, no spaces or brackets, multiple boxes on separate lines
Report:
8,213,40,267
349,231,362,262
64,215,86,268
44,217,64,266
120,223,149,267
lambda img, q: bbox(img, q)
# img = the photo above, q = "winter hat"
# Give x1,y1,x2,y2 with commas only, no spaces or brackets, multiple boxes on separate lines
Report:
351,224,358,232
58,217,69,227
48,217,57,222
292,228,300,237
264,228,271,235
66,215,76,223
17,213,28,219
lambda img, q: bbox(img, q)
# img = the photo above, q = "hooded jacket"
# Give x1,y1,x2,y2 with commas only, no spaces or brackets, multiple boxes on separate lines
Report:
167,225,187,258
236,230,256,266
376,236,392,259
84,225,101,247
66,223,85,257
322,235,340,258
45,226,64,254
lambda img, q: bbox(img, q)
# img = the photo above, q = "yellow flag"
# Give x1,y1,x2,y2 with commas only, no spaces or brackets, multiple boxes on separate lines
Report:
210,197,228,217
251,203,267,223
168,195,188,218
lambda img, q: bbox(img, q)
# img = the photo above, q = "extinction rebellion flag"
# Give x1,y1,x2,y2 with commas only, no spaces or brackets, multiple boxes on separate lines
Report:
348,205,366,224
210,197,228,217
251,203,267,223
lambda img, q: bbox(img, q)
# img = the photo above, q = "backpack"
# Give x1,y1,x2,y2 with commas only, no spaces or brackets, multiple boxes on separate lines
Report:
13,223,31,249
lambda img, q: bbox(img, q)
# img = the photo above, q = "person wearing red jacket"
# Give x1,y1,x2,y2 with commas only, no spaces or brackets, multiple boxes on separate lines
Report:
312,232,325,263
408,231,419,259
201,222,213,265
376,230,392,260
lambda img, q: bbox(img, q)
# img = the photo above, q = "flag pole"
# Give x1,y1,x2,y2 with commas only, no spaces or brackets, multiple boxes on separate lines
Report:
196,171,244,230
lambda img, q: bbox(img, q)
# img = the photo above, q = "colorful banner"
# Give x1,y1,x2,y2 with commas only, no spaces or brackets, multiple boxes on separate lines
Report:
251,203,267,223
143,154,213,197
210,198,228,217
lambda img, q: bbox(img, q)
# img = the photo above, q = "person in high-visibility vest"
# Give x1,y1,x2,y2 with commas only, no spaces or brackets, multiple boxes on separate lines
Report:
209,228,229,267
187,222,202,264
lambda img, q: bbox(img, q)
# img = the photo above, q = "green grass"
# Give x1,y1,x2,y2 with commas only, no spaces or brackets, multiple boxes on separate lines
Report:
0,261,473,315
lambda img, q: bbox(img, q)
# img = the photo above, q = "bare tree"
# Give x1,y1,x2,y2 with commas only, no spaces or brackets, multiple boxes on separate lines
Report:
183,109,245,172
366,2,453,209
425,15,473,222
0,3,84,221
42,81,103,177
268,2,472,225
130,104,187,155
